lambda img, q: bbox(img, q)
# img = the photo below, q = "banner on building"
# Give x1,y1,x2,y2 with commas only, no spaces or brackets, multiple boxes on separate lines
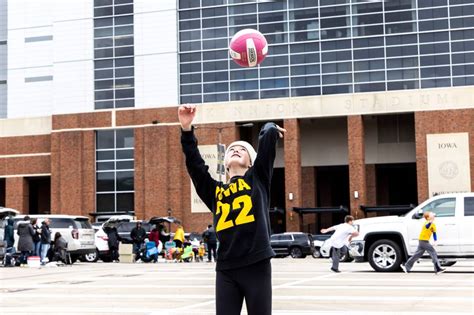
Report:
191,145,224,213
427,133,471,197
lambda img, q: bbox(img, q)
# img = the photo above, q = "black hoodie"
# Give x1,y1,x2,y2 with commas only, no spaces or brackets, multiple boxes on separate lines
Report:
181,122,279,271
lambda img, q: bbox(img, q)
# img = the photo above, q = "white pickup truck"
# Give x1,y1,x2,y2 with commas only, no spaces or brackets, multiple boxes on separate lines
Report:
349,193,474,272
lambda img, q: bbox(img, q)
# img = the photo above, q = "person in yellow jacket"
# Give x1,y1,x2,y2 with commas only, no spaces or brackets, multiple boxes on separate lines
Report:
401,211,446,274
173,225,185,248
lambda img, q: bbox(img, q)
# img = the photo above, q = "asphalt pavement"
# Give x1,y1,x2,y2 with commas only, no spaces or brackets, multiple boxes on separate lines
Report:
0,257,473,314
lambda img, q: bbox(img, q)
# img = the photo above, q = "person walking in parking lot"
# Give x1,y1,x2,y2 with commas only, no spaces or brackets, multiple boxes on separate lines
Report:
4,217,15,249
179,104,285,315
173,225,185,249
106,226,121,262
17,216,35,265
321,215,359,273
40,218,51,265
32,218,42,257
130,222,146,261
401,211,446,275
203,224,217,262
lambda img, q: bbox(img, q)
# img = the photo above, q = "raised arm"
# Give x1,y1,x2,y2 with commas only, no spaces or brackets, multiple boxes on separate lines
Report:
179,105,217,212
253,122,286,184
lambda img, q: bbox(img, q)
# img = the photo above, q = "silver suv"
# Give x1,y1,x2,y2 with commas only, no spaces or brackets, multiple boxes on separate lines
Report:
14,215,95,262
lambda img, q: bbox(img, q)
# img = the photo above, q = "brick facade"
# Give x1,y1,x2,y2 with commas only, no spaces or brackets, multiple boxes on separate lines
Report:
347,115,367,220
415,109,474,203
0,107,472,234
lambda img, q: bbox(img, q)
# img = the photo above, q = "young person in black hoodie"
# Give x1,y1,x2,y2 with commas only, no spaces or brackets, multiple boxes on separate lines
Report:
179,104,286,315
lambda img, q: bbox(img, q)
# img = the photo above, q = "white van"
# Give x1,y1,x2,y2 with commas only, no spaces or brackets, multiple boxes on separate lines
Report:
14,214,96,262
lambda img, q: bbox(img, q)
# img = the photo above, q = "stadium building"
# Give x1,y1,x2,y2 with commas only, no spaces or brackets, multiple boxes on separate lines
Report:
0,0,472,233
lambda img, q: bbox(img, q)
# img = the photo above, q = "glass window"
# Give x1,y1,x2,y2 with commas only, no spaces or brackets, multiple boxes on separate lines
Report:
290,8,318,20
97,172,115,191
94,7,113,17
203,71,228,82
453,65,474,76
322,62,352,73
355,83,385,92
260,67,289,78
418,8,448,20
385,0,416,11
421,78,451,88
418,0,447,8
322,85,352,95
116,149,134,159
230,69,258,80
290,42,319,53
353,2,383,14
49,219,75,229
322,73,352,84
420,66,450,78
203,82,228,93
388,69,418,80
291,87,321,97
231,91,258,101
97,150,114,160
115,15,133,25
422,198,456,217
117,171,134,191
353,13,383,26
419,32,449,43
97,161,115,170
386,10,415,23
96,194,115,212
420,43,449,55
260,78,289,89
387,80,418,90
97,130,115,149
291,64,320,76
291,76,320,87
420,54,450,66
260,89,289,99
385,22,416,34
419,19,449,31
116,129,134,148
204,93,229,103
115,57,135,67
117,193,134,212
94,18,113,27
465,197,474,216
354,71,385,82
354,59,384,71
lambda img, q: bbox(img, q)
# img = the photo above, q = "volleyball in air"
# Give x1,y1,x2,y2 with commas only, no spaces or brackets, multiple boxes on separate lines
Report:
229,29,268,67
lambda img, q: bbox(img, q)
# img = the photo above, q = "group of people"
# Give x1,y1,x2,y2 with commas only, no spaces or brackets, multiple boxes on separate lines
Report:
3,216,68,266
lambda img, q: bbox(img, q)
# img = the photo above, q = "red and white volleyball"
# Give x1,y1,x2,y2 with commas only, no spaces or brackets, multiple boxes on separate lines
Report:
229,29,268,67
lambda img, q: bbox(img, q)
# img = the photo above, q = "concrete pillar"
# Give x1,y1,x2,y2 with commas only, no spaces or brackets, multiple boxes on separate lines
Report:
6,177,29,213
347,115,366,220
284,119,301,231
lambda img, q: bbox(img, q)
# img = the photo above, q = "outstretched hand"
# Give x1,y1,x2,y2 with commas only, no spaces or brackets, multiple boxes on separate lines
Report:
178,104,197,131
275,124,287,138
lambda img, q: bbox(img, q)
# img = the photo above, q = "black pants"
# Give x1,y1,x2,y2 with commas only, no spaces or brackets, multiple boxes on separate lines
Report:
207,242,217,262
216,259,272,315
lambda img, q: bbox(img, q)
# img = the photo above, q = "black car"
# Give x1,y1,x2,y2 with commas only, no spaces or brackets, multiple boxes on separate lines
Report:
270,232,315,258
106,221,152,244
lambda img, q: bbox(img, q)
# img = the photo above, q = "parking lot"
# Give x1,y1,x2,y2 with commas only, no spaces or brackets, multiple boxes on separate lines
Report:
0,258,473,315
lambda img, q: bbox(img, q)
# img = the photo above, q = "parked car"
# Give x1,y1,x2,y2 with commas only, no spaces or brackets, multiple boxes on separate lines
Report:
349,193,474,272
270,232,315,258
311,234,331,258
319,240,353,262
81,224,110,263
103,220,151,244
13,214,95,263
83,215,141,263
